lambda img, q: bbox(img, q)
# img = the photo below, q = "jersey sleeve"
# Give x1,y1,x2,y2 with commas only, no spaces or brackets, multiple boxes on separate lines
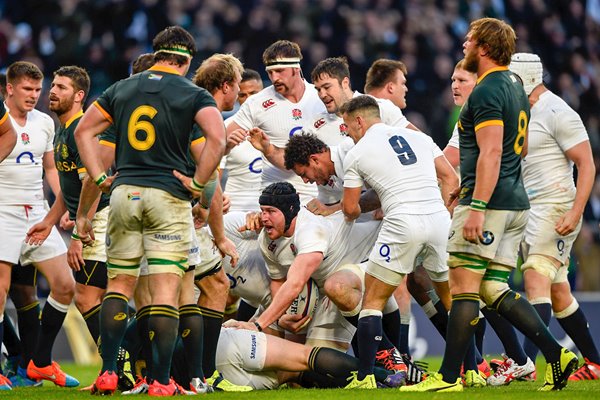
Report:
44,115,55,153
94,83,117,123
259,233,288,280
342,150,364,189
553,107,589,152
470,85,504,132
447,124,459,148
192,88,218,114
99,125,116,148
294,221,328,255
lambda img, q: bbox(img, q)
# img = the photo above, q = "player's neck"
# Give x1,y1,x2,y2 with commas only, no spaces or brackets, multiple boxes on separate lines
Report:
477,58,502,77
284,78,306,103
528,85,547,108
5,97,28,125
57,106,83,126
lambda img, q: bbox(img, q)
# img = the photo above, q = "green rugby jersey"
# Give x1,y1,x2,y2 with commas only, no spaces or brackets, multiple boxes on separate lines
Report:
0,101,7,123
54,111,110,219
94,65,217,200
457,66,530,210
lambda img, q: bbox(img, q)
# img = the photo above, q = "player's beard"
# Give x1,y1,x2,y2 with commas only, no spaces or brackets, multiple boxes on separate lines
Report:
49,95,75,117
464,48,480,73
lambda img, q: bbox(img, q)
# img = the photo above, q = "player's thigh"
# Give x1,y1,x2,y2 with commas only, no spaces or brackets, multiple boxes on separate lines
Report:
0,206,28,264
106,185,144,262
306,296,354,349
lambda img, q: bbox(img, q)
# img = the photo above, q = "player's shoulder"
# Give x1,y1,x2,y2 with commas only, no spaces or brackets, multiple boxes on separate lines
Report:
28,109,54,126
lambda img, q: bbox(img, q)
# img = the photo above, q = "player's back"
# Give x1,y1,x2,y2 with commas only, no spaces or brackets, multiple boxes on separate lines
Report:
95,67,217,200
344,123,446,217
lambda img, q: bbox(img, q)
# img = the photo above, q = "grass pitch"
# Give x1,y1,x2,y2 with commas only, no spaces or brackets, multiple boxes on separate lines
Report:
2,358,599,399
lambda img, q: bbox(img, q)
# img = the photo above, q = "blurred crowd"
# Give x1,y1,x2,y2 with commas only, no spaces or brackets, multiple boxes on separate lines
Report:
1,0,599,290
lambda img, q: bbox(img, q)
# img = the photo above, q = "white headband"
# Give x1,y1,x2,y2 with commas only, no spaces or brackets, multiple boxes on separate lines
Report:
509,53,543,95
265,57,301,71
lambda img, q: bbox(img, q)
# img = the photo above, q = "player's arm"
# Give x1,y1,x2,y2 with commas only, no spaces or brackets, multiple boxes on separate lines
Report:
74,104,112,190
247,127,286,169
434,154,460,206
342,186,362,221
42,150,61,197
463,124,502,243
0,114,16,162
254,252,323,331
556,140,595,235
443,145,460,169
191,106,225,194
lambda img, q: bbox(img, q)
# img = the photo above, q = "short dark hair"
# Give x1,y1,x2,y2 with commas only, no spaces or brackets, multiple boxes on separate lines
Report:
339,95,380,118
262,40,302,65
7,61,43,85
364,59,407,92
132,53,155,74
311,57,350,85
152,26,196,66
53,66,91,103
241,69,262,83
284,134,329,170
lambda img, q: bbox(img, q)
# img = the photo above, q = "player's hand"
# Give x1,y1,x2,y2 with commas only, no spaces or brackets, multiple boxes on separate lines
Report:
555,209,581,236
98,174,115,194
173,170,202,198
222,194,231,214
463,209,485,243
306,198,339,216
60,211,75,230
25,221,52,246
238,211,263,233
67,239,85,271
75,217,95,245
372,208,384,220
247,128,271,154
224,320,258,331
192,203,209,229
215,236,239,267
277,313,311,333
446,187,460,215
226,128,249,153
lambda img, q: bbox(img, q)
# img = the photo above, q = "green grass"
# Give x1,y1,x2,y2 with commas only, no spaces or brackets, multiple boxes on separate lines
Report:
1,358,600,398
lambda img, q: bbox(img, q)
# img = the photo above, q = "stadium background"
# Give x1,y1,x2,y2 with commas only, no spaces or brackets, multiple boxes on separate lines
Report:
1,0,600,359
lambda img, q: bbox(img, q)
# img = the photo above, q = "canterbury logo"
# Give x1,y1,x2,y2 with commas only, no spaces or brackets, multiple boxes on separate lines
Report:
314,118,325,129
262,99,275,109
114,312,127,321
182,329,191,338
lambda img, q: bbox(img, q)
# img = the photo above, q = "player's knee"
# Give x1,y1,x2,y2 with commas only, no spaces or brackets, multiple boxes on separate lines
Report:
521,254,559,282
51,276,76,302
479,279,510,306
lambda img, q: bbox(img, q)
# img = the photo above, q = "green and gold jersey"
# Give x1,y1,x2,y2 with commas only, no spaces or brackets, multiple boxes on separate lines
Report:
94,65,217,200
53,111,110,219
458,67,530,210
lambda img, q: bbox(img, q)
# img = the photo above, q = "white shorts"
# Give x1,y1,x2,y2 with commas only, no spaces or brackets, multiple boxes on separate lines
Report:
368,211,450,282
448,205,528,267
0,205,67,265
522,203,580,266
305,293,355,345
139,223,199,277
215,328,278,390
78,206,109,262
194,226,223,278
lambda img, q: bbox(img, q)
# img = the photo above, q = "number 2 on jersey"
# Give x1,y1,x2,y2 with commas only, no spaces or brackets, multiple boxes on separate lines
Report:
128,105,157,151
388,135,417,165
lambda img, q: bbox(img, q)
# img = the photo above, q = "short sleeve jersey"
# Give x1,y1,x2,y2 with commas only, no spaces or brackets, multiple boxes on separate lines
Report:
317,138,354,205
522,90,589,205
94,65,217,200
0,107,55,205
343,123,447,217
259,208,352,288
230,81,325,196
457,67,530,210
53,112,110,219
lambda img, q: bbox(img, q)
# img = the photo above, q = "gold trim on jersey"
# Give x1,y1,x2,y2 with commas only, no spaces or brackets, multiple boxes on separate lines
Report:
93,102,113,124
475,119,504,132
65,110,84,129
99,140,115,149
148,65,182,76
191,136,206,146
0,111,8,125
476,66,509,84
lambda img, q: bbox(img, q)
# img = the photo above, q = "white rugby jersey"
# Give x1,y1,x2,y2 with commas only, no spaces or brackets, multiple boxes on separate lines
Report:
522,91,589,204
361,92,410,129
344,123,446,216
447,124,459,149
221,117,262,211
221,212,272,308
303,111,348,146
259,208,352,288
231,81,325,197
317,137,354,205
0,107,55,205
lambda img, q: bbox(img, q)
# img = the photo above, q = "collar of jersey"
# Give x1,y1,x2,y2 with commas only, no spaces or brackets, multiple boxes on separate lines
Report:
65,110,84,129
148,65,182,75
476,66,509,84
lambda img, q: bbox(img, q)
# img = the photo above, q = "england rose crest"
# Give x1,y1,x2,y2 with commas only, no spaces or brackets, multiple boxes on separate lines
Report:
292,108,302,120
21,132,30,145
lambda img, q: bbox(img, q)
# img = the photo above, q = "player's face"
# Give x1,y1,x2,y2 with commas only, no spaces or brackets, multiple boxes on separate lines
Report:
451,68,477,106
49,75,78,116
7,77,42,113
342,113,362,144
267,67,297,96
260,205,286,239
238,79,262,105
222,71,242,112
314,75,351,115
463,32,480,73
390,69,408,109
292,158,329,186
